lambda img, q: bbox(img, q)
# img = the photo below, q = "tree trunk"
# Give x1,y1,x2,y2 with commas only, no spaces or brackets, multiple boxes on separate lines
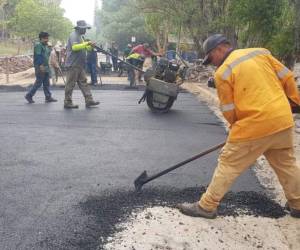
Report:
295,0,300,64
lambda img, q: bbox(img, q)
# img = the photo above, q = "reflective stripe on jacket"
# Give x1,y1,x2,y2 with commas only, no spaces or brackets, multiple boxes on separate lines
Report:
214,48,300,142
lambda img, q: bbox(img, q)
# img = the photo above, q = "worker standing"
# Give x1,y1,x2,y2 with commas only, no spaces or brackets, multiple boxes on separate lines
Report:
64,20,99,109
86,41,99,85
49,45,61,86
126,53,144,87
131,43,160,82
177,34,300,219
25,32,57,104
123,44,132,59
109,42,119,72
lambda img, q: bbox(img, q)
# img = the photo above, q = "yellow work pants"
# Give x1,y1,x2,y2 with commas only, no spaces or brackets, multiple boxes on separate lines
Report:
200,127,300,211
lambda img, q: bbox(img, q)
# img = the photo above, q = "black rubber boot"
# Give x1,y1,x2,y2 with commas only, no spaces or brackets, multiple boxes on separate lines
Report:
177,202,217,219
285,202,300,218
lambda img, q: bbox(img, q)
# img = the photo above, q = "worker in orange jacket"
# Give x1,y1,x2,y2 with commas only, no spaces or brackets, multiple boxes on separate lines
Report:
177,34,300,219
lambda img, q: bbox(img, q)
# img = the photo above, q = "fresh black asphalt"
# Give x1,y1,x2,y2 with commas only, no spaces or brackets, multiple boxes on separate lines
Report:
0,89,285,250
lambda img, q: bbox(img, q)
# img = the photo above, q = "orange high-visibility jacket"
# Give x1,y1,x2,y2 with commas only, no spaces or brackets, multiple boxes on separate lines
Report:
214,48,300,142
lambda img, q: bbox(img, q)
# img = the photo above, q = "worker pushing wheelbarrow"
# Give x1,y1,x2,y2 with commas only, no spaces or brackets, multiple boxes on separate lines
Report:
94,45,188,113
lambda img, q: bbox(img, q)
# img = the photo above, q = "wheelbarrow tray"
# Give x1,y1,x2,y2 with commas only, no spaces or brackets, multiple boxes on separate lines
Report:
147,78,179,98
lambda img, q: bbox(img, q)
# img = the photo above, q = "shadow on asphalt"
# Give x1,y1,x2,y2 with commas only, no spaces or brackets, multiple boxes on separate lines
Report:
60,187,286,250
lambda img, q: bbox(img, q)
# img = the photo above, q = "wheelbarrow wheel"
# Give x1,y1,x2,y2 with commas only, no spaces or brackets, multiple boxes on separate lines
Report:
146,91,175,113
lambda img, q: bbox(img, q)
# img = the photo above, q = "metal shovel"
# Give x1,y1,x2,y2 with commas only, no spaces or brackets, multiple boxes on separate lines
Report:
134,141,226,191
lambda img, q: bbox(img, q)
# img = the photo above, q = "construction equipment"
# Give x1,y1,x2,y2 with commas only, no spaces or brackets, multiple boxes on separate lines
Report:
134,141,225,191
138,57,187,113
94,45,188,113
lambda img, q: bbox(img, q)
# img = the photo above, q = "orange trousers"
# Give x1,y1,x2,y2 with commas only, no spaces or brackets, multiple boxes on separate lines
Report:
200,127,300,211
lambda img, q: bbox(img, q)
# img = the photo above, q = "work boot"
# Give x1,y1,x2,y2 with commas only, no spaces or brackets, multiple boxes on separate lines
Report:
285,203,300,218
25,94,34,104
45,96,57,103
177,202,217,219
86,100,100,108
64,103,79,109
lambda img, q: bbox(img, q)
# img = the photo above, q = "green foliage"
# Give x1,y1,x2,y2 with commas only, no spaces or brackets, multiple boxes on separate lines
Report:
267,1,295,64
97,0,300,64
229,0,285,47
8,0,72,41
136,0,236,54
95,0,154,50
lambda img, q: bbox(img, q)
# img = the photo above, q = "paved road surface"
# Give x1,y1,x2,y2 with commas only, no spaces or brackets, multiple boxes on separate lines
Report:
0,90,263,249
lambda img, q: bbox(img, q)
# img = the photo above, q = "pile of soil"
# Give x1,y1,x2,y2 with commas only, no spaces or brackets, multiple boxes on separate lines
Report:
0,55,33,74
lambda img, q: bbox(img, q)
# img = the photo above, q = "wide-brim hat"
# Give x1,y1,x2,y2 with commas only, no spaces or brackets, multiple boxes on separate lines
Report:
75,20,91,29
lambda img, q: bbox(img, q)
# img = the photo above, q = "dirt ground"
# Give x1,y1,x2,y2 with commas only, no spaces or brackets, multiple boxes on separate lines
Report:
104,207,289,250
0,68,128,86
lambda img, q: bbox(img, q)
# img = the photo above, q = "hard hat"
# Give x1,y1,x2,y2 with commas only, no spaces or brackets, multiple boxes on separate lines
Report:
202,34,228,65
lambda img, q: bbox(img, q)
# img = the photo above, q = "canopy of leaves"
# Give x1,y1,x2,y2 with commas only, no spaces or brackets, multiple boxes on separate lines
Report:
95,0,154,50
138,0,300,62
8,0,72,41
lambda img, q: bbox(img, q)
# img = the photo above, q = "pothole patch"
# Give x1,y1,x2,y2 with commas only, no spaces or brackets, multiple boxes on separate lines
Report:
76,187,286,249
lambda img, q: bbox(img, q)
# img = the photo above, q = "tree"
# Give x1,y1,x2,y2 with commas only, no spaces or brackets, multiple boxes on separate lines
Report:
9,0,72,41
0,0,20,38
95,0,154,50
96,0,299,66
136,0,237,56
229,0,284,47
144,13,170,53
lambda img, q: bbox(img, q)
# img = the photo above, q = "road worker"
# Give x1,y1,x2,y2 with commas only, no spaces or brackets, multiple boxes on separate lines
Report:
177,34,300,219
64,20,99,109
25,32,57,103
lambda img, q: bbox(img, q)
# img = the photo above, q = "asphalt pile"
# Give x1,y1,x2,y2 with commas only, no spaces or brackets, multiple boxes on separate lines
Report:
65,187,285,250
0,56,33,74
